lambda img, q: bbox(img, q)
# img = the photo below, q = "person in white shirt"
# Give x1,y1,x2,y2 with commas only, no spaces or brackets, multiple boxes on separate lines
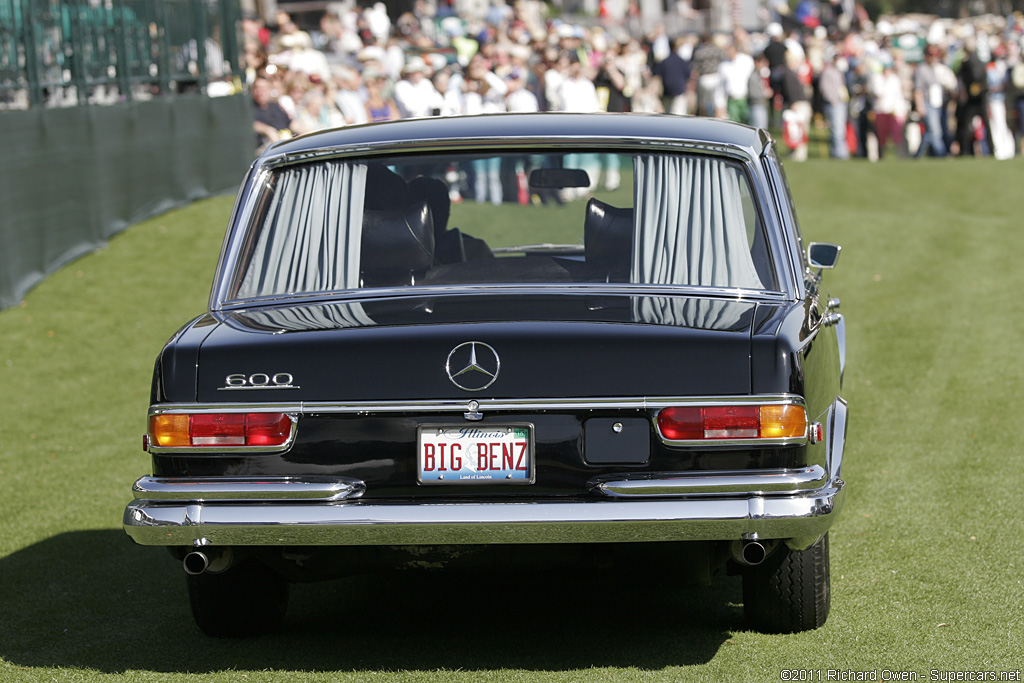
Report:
462,55,508,115
557,53,601,113
462,54,508,204
505,71,539,112
333,66,369,125
912,45,946,157
503,72,540,204
432,69,465,117
871,60,909,157
393,56,441,119
718,42,755,124
557,54,601,198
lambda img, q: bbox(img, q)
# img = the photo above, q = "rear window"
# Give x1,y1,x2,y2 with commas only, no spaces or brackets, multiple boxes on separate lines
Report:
229,150,776,301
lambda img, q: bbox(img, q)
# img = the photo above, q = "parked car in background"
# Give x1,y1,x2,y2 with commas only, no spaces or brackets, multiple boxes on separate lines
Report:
123,113,848,636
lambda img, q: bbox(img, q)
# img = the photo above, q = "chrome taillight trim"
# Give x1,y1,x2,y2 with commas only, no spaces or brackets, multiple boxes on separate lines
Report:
147,395,809,452
653,397,808,447
146,412,299,455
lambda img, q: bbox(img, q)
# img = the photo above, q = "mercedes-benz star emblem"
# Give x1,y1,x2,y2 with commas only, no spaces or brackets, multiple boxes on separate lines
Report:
446,341,500,392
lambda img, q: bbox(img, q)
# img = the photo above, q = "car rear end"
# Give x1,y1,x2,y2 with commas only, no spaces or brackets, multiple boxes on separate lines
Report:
123,115,847,635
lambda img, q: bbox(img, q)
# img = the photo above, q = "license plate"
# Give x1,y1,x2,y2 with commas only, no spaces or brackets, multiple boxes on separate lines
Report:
417,424,534,485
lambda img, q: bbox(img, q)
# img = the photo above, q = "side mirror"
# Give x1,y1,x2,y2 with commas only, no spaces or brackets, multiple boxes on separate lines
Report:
808,242,841,269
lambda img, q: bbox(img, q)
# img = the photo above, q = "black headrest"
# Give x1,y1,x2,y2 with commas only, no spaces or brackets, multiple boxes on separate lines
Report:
408,176,451,239
364,165,409,210
361,200,435,279
584,198,633,277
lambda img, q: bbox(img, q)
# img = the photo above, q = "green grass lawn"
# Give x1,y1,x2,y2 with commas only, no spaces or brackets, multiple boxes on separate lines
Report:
1,158,1023,682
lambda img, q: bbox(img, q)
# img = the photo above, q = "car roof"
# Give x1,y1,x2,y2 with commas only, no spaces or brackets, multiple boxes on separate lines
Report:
262,112,770,160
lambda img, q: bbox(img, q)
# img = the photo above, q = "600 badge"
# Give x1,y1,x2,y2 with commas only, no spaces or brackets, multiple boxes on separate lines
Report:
219,373,299,390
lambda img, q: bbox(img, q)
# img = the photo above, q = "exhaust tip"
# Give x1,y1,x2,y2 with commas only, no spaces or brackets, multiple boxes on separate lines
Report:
730,539,770,567
741,540,767,566
183,551,210,575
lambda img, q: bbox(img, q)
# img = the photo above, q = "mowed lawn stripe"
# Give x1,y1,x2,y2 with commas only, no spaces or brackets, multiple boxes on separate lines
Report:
787,158,1024,669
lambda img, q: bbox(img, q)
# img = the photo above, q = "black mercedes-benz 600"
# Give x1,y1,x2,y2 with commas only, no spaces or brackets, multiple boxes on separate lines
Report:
123,113,847,636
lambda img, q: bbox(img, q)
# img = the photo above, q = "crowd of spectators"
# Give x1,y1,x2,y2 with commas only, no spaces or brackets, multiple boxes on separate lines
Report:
248,1,1024,162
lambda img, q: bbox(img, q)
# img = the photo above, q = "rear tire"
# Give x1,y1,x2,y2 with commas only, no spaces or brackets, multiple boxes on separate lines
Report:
187,560,289,637
743,533,830,633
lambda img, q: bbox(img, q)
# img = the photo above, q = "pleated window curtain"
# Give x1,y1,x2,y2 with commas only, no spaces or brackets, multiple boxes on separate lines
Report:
237,162,368,299
632,154,763,290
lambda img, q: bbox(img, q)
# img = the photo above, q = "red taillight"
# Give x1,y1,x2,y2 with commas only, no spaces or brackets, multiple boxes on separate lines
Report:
655,406,704,440
150,413,293,448
244,412,294,446
702,405,759,439
191,413,247,445
656,404,806,441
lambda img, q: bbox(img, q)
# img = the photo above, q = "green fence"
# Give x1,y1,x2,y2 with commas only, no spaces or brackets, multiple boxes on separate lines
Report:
0,0,243,108
0,0,253,309
0,94,255,309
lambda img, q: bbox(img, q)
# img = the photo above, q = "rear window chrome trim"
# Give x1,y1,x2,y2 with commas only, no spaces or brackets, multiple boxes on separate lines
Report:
213,143,794,309
214,284,789,313
260,136,759,171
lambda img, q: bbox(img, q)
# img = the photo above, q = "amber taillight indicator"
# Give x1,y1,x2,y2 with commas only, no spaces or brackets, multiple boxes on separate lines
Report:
150,413,292,448
656,404,807,441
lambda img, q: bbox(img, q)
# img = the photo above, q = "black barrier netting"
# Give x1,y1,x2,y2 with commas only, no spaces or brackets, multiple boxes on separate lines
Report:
0,94,253,309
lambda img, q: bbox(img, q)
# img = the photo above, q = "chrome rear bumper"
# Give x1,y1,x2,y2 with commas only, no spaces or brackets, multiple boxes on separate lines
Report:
123,472,845,551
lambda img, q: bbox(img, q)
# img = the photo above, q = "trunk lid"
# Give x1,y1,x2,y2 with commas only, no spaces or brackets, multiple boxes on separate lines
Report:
194,293,758,402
